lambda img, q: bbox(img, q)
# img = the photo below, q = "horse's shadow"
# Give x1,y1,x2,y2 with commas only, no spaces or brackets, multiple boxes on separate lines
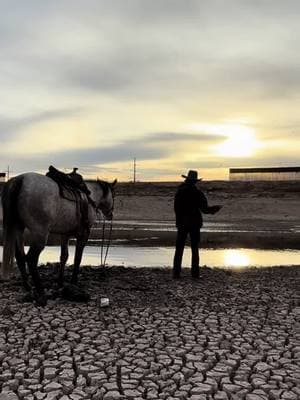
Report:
19,283,91,304
17,264,96,304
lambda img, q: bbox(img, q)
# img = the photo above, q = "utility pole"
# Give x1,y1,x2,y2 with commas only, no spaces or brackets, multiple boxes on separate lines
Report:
133,158,136,183
7,165,10,180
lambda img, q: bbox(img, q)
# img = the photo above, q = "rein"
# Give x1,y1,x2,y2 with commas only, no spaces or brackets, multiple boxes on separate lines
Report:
100,218,113,267
99,190,115,268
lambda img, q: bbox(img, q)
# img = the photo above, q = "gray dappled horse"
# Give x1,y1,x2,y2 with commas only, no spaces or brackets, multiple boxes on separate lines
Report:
1,172,116,305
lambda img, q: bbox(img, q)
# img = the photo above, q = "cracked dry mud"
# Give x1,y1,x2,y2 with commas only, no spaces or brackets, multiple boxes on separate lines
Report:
0,265,299,400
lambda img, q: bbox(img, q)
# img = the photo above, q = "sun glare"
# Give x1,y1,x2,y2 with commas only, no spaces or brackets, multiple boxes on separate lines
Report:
189,122,260,158
215,124,259,157
224,249,250,268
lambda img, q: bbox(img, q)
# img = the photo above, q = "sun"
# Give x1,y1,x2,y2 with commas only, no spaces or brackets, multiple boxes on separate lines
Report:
187,121,261,158
214,124,260,157
224,249,250,268
188,121,261,158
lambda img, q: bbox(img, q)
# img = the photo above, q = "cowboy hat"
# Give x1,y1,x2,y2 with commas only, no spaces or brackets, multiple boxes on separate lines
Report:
181,170,202,181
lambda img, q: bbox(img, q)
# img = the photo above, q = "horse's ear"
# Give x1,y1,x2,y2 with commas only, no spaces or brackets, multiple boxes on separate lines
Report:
112,179,117,187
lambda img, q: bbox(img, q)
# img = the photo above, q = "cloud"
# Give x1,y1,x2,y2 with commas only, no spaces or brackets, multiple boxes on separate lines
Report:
0,141,164,175
1,0,299,113
1,1,300,178
143,132,224,143
219,62,300,100
1,130,224,174
0,107,83,142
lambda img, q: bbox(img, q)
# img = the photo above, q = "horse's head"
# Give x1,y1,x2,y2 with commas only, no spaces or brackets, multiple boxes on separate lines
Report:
96,179,117,220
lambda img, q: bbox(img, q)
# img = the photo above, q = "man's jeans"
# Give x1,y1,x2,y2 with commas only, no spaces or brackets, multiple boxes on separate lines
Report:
173,225,200,278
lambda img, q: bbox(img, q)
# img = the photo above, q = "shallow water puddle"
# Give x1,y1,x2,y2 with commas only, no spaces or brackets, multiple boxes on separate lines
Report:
1,246,299,269
109,220,293,233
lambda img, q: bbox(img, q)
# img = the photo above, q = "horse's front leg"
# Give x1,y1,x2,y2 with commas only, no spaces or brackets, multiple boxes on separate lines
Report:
57,235,69,287
71,233,89,285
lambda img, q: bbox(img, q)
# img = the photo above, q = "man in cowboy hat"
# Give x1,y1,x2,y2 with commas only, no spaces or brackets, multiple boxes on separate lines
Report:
173,170,222,279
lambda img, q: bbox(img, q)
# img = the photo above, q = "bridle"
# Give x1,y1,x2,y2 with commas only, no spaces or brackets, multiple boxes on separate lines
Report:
95,180,114,215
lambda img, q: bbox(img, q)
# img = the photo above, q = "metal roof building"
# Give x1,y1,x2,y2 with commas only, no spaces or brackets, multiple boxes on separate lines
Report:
229,167,300,181
0,172,6,182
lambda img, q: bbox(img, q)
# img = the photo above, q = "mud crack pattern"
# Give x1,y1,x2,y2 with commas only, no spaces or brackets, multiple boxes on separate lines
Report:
0,265,299,399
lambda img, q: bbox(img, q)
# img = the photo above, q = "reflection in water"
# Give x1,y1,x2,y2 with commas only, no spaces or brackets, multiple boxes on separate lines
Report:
224,249,250,268
0,246,299,269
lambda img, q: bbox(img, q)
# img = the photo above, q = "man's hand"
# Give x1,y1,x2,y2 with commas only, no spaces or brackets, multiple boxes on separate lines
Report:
210,205,222,214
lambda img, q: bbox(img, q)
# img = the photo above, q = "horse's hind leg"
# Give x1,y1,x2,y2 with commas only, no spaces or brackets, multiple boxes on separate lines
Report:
26,232,48,306
57,235,69,287
27,245,47,306
15,229,31,291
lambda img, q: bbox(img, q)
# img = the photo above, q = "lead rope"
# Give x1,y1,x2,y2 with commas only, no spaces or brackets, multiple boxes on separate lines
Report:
101,218,113,267
100,219,105,266
100,195,115,268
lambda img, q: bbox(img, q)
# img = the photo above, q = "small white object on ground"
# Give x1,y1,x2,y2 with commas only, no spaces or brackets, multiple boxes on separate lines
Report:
100,297,110,307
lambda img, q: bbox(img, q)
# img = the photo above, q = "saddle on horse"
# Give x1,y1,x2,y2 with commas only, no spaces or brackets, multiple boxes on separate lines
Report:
46,165,91,195
46,166,91,234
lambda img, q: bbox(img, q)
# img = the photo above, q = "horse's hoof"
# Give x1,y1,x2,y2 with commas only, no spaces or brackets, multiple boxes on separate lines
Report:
70,278,78,285
36,296,47,307
53,281,63,290
47,288,61,300
18,293,35,303
34,292,47,307
23,281,32,292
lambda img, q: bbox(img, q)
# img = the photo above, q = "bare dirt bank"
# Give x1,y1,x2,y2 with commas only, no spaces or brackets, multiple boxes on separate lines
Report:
110,180,300,249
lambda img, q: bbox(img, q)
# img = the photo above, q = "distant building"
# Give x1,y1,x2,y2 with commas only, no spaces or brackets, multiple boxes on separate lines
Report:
229,167,300,181
0,172,6,182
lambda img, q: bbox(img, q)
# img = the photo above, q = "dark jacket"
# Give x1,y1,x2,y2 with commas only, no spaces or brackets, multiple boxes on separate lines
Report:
174,182,215,228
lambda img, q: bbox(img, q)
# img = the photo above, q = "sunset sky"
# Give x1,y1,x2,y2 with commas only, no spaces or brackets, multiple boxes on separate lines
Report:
1,1,300,181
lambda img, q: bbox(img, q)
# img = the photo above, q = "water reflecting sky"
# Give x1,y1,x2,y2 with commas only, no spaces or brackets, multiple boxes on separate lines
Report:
1,246,299,269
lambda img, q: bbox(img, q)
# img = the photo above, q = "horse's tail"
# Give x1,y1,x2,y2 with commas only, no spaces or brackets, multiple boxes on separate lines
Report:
1,176,23,278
